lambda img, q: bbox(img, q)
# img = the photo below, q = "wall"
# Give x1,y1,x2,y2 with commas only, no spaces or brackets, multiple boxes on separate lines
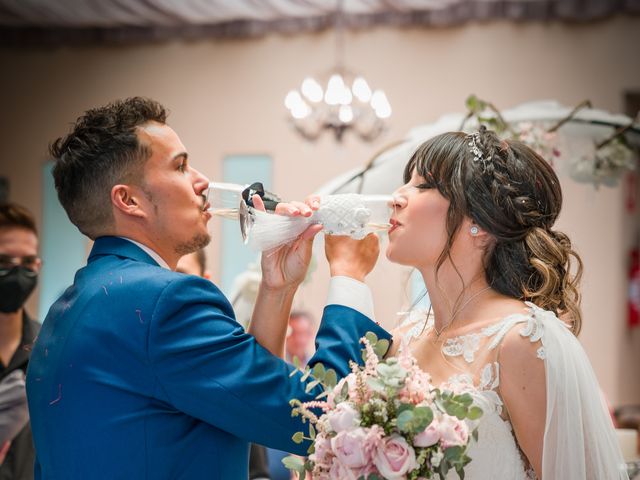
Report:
0,15,638,404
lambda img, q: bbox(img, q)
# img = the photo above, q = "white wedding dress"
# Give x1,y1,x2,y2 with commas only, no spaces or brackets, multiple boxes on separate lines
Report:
401,302,629,479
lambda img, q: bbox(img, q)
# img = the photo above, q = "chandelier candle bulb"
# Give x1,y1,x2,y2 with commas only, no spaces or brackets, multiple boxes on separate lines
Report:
352,76,372,102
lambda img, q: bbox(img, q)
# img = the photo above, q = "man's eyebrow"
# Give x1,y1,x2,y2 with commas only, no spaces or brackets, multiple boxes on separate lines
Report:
173,152,189,162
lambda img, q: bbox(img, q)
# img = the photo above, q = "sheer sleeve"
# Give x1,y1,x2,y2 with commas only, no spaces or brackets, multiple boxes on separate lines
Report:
535,305,629,479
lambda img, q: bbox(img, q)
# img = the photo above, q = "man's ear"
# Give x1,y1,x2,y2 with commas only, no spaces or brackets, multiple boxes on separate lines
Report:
111,184,147,219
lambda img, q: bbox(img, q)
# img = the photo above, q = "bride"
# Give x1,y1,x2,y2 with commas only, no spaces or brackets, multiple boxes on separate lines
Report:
323,127,628,479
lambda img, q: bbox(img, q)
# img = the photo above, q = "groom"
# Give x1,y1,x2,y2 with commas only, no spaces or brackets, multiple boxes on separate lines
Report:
26,97,389,479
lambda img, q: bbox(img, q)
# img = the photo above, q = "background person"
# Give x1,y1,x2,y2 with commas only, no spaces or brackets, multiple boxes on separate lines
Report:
0,203,42,480
284,311,315,366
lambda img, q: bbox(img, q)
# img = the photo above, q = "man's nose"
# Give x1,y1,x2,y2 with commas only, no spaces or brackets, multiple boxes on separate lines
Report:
192,168,211,194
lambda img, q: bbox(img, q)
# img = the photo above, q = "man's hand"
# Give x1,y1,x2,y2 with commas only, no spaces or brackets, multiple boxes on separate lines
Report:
253,195,322,291
325,233,380,282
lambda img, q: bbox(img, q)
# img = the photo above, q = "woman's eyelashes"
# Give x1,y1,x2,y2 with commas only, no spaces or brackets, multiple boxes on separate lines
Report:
415,179,436,190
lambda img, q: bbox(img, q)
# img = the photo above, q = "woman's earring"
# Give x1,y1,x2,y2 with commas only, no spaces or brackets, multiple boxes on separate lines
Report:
470,225,480,236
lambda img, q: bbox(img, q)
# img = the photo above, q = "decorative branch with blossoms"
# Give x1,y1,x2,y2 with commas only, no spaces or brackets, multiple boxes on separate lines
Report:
461,95,638,187
284,333,483,480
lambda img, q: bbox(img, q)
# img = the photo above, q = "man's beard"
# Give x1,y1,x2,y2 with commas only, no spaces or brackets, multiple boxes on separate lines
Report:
175,232,211,256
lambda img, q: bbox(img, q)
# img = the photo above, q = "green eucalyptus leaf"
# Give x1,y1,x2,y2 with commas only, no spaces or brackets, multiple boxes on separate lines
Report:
305,379,320,393
282,455,304,470
309,423,316,440
365,331,379,345
413,406,434,432
341,381,349,397
324,369,338,389
466,95,478,111
366,377,386,393
312,363,326,379
457,393,473,407
282,455,306,479
397,409,415,432
292,432,305,444
467,406,483,420
374,339,390,358
444,446,463,461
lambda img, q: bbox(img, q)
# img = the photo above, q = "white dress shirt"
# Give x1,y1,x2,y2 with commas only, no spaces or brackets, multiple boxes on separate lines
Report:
118,237,170,270
326,275,376,322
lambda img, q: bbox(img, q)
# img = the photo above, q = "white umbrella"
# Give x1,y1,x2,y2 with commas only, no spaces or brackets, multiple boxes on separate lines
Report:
316,100,640,194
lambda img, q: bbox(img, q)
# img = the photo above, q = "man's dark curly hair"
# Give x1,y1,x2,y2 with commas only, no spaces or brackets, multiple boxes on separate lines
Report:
50,97,167,238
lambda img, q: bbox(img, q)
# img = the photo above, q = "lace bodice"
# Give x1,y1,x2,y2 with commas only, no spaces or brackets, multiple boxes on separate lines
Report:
401,302,555,479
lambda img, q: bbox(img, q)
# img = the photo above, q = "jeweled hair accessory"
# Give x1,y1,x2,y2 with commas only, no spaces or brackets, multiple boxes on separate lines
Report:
467,132,492,169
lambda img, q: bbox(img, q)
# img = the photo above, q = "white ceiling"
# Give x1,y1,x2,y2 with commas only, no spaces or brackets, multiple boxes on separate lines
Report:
0,0,635,28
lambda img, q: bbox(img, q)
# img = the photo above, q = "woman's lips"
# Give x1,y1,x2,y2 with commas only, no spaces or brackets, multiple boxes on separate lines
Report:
388,218,401,235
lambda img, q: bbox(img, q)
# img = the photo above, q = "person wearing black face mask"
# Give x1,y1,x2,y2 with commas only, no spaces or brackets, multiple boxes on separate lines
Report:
0,203,41,480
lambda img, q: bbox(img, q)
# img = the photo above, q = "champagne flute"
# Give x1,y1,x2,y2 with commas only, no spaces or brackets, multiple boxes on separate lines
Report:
204,182,393,251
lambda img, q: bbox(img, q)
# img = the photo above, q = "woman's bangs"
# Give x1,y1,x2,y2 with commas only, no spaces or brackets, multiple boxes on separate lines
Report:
404,133,466,195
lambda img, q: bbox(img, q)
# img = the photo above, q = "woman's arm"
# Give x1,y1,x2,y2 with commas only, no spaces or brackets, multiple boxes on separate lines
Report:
498,329,547,478
247,196,320,357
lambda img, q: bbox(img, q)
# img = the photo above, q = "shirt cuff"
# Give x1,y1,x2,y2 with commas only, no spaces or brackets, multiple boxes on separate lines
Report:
327,276,375,322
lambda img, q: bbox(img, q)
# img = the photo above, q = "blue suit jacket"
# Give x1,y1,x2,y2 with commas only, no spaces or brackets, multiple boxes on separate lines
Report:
26,237,391,479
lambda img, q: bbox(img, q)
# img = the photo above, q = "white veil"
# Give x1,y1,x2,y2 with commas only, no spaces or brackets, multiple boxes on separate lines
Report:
541,310,629,479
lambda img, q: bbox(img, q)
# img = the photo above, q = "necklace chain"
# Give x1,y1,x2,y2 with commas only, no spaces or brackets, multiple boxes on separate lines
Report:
432,286,492,338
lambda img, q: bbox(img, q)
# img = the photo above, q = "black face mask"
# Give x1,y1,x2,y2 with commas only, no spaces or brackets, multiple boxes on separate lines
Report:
0,266,38,313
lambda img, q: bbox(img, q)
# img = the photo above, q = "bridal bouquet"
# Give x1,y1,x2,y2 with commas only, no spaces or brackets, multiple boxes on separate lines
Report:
284,333,483,480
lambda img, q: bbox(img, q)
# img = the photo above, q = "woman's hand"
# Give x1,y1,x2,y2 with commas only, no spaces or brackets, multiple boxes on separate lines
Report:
254,195,322,291
325,233,380,282
249,194,321,357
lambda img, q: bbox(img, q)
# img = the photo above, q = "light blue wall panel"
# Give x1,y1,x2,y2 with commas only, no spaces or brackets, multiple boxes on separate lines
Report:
220,155,272,295
39,162,87,318
411,268,431,310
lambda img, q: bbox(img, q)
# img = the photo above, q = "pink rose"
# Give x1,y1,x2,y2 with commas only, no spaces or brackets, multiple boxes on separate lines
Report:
414,418,440,448
310,433,334,469
328,403,360,433
373,434,418,480
330,426,383,469
328,459,359,480
438,414,469,448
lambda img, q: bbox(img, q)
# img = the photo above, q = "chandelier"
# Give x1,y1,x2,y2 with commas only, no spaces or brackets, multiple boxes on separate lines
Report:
283,1,391,142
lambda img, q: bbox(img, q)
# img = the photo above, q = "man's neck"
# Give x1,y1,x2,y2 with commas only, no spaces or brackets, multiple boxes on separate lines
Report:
116,236,173,270
0,310,23,367
0,310,22,339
